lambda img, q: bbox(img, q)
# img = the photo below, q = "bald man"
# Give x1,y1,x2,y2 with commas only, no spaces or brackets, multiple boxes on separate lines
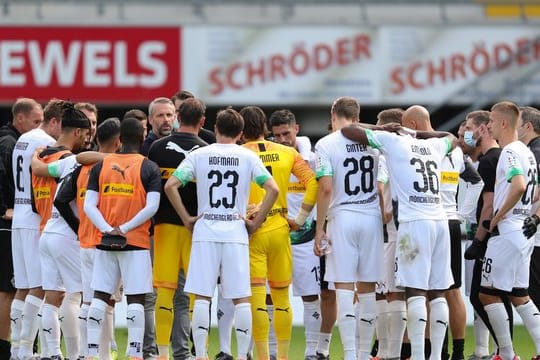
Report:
402,106,483,360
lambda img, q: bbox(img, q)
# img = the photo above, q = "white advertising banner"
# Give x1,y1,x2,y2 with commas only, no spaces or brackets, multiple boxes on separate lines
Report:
183,26,540,105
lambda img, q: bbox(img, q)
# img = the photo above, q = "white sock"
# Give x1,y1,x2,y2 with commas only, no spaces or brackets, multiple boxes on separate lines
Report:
336,289,356,359
126,303,145,358
429,297,449,360
268,304,277,357
484,302,513,360
60,292,81,359
473,311,490,357
99,305,114,360
10,298,24,358
87,298,107,357
234,303,252,360
42,303,61,357
375,299,390,359
516,301,540,354
18,294,42,359
356,292,376,360
217,293,235,355
303,299,321,357
192,299,210,358
406,296,427,360
38,303,50,358
317,332,332,356
387,300,407,358
79,304,90,358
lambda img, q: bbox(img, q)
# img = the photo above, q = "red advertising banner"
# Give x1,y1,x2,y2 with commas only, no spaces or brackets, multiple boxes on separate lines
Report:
0,26,181,104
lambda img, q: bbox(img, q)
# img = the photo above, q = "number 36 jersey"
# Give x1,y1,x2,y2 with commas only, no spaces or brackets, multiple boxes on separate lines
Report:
172,143,272,244
365,129,452,223
315,130,381,218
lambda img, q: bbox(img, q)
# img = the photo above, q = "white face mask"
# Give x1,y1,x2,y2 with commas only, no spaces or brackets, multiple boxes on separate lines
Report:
173,117,180,130
464,130,477,147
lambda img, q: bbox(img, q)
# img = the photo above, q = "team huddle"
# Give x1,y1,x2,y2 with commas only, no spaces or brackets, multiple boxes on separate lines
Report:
1,94,540,360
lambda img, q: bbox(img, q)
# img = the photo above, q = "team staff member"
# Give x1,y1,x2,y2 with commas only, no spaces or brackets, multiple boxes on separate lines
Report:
84,118,161,360
149,97,209,359
241,106,318,360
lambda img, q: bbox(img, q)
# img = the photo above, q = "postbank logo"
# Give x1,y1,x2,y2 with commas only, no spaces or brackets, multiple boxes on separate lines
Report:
102,183,134,196
34,186,51,199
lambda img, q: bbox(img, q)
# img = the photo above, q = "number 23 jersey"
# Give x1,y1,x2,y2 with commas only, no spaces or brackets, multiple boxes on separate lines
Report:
365,129,452,222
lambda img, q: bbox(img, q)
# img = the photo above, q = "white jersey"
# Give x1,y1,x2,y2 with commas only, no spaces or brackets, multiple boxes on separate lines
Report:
42,155,80,237
440,147,465,220
172,143,272,244
12,128,55,230
365,129,451,222
315,130,380,218
379,155,398,242
494,140,537,234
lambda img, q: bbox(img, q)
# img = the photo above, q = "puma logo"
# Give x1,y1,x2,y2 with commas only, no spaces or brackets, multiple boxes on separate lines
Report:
198,326,209,331
159,306,173,313
43,328,52,334
58,316,64,322
256,307,268,313
166,142,200,157
111,164,130,179
276,307,290,313
89,316,102,325
419,318,427,323
360,318,375,325
236,328,249,334
127,316,136,322
436,320,448,327
78,316,87,321
402,317,407,322
534,313,540,316
345,314,356,319
482,274,489,281
10,317,18,324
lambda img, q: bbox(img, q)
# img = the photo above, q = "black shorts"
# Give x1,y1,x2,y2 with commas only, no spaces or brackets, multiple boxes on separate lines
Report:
448,219,463,290
0,229,16,292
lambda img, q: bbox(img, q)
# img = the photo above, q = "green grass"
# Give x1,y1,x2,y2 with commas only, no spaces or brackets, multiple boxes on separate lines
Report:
112,325,538,359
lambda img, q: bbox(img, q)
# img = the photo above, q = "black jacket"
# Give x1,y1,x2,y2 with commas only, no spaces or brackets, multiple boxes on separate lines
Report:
0,124,21,228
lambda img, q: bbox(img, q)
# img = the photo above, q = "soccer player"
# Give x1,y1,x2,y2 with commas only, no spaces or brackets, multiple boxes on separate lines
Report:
0,98,42,359
479,101,540,360
11,98,63,360
32,104,90,360
164,108,279,360
269,109,320,360
141,97,176,156
314,97,383,360
241,106,318,360
75,102,98,151
341,105,457,360
149,97,209,359
84,118,161,360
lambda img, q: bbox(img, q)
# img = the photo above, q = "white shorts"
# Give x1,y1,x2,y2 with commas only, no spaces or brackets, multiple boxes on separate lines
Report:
481,230,534,292
292,240,320,297
80,248,95,303
40,232,82,293
12,228,42,289
185,241,251,299
376,241,403,294
395,219,453,291
325,212,383,283
91,249,152,296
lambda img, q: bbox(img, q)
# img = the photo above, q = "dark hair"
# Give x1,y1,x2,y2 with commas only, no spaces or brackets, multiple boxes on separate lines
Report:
123,109,147,122
97,117,121,145
520,106,540,134
466,110,490,127
377,108,404,125
269,109,296,128
171,90,195,103
43,98,66,125
240,106,268,140
74,102,98,117
216,108,244,138
61,101,90,130
331,97,360,121
12,98,40,119
120,117,144,146
179,98,206,127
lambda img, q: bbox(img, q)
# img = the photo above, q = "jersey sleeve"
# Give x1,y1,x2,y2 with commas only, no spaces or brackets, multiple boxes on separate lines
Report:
172,153,196,186
501,148,524,182
251,154,273,187
315,139,333,179
364,129,390,150
292,151,318,206
87,161,104,192
378,155,389,184
141,158,162,193
48,155,77,178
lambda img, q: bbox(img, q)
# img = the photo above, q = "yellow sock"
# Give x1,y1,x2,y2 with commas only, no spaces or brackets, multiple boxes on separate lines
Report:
251,285,270,358
155,287,176,349
270,286,292,359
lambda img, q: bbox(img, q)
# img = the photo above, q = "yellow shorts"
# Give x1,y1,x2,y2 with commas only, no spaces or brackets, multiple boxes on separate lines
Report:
249,225,292,288
153,223,192,289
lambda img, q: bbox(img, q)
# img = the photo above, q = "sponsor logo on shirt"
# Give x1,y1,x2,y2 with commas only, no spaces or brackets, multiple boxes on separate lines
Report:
34,187,51,199
102,183,134,196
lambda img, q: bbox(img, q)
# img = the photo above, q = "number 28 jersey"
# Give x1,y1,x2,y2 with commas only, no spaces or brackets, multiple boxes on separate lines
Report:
315,130,381,218
172,143,272,244
365,129,452,222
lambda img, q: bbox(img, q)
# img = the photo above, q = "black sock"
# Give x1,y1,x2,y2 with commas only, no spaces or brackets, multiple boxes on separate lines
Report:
424,338,432,359
442,329,450,360
371,339,379,357
451,338,465,360
401,342,411,360
0,339,11,359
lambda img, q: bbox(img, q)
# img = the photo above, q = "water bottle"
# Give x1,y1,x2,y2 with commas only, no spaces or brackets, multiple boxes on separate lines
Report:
320,235,332,255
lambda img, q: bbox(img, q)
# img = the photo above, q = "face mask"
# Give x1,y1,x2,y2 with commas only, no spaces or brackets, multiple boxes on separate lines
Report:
464,130,477,147
173,117,180,130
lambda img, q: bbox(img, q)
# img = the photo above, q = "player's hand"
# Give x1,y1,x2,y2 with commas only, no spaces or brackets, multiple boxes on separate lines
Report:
287,218,301,232
1,208,13,221
381,122,402,133
464,238,486,260
183,214,202,232
314,231,330,257
244,218,260,235
382,211,392,224
523,214,540,239
246,203,260,220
